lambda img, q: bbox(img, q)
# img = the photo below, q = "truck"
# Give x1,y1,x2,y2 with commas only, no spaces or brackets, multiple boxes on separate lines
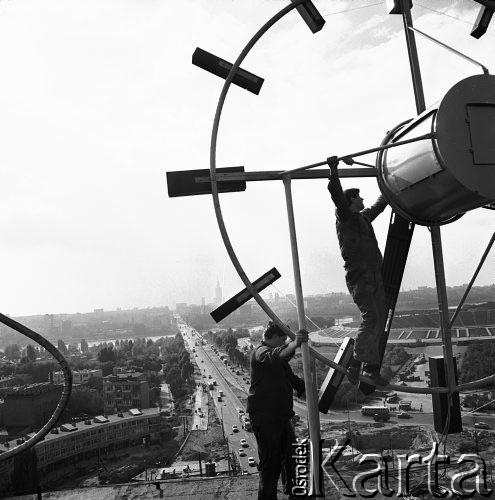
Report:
398,401,412,411
219,390,224,397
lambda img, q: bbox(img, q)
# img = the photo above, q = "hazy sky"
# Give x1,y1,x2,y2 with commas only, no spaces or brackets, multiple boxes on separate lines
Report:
1,0,494,317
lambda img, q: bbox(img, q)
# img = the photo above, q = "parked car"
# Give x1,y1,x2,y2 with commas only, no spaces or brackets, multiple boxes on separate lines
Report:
239,448,246,457
240,439,248,448
397,412,412,419
475,422,490,429
248,457,256,467
232,425,239,433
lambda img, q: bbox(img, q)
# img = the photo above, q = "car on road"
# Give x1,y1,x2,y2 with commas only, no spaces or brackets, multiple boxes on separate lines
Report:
240,439,248,448
475,422,490,429
232,425,239,433
248,457,256,467
397,412,412,419
238,448,246,457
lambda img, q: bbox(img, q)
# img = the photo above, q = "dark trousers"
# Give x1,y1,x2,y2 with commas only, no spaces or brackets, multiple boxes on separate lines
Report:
250,413,296,500
346,269,386,365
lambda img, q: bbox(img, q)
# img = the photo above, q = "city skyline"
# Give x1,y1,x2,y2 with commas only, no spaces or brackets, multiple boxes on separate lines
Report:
1,1,494,317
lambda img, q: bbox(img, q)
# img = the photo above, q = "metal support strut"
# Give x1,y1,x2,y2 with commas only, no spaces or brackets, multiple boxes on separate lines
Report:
430,227,457,408
283,175,323,497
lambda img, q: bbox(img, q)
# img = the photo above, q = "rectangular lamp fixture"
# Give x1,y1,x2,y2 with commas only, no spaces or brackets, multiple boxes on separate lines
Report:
385,0,413,14
318,337,354,413
192,48,264,95
429,356,463,434
471,5,494,38
166,167,246,198
210,268,281,323
290,0,325,33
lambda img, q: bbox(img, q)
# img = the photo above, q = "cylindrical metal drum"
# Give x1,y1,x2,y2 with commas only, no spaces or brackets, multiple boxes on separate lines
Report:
377,74,495,226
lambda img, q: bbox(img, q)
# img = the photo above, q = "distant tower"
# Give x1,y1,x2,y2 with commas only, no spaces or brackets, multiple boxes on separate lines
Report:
215,279,223,306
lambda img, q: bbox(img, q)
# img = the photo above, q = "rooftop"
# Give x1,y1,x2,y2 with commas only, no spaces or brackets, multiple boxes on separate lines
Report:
0,408,162,453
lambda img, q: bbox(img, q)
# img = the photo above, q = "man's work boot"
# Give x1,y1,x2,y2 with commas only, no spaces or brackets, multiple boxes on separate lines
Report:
363,364,389,386
346,358,362,385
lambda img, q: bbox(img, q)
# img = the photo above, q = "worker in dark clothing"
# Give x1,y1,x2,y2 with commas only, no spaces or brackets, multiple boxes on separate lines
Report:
247,321,307,500
327,156,389,386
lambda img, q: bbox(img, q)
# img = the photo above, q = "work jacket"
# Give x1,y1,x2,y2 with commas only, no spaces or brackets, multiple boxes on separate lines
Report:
328,171,387,283
247,342,305,421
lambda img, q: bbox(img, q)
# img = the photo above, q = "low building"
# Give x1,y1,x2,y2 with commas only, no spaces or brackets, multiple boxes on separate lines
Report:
51,369,102,385
0,408,168,491
103,372,149,415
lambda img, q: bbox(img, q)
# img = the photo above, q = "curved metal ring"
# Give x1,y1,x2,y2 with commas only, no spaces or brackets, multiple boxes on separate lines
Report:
208,3,489,394
0,314,72,462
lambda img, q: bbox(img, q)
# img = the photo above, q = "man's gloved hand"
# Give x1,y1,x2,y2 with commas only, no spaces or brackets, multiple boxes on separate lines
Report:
295,329,309,347
327,156,339,178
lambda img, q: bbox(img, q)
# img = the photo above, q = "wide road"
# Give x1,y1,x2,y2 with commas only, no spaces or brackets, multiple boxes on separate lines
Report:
177,319,258,473
176,318,495,457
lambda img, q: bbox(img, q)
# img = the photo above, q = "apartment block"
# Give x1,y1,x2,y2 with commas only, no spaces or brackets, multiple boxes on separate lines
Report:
103,372,149,415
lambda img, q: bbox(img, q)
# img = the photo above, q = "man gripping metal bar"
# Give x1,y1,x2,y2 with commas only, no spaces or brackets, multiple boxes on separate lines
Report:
327,156,389,386
247,322,307,499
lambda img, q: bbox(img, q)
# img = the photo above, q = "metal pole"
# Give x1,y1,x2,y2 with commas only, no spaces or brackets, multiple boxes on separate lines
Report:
401,0,426,114
282,175,323,497
449,232,495,328
408,26,489,75
431,226,456,403
281,132,433,176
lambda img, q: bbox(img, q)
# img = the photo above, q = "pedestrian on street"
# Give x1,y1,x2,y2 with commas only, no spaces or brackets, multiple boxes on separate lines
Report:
247,321,307,500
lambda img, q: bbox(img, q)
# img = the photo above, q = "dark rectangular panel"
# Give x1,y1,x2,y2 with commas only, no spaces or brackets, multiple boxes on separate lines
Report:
210,268,281,323
318,337,354,414
467,104,495,164
192,48,264,95
166,167,246,198
429,356,462,434
290,0,325,33
385,0,413,14
471,6,494,39
359,213,415,395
